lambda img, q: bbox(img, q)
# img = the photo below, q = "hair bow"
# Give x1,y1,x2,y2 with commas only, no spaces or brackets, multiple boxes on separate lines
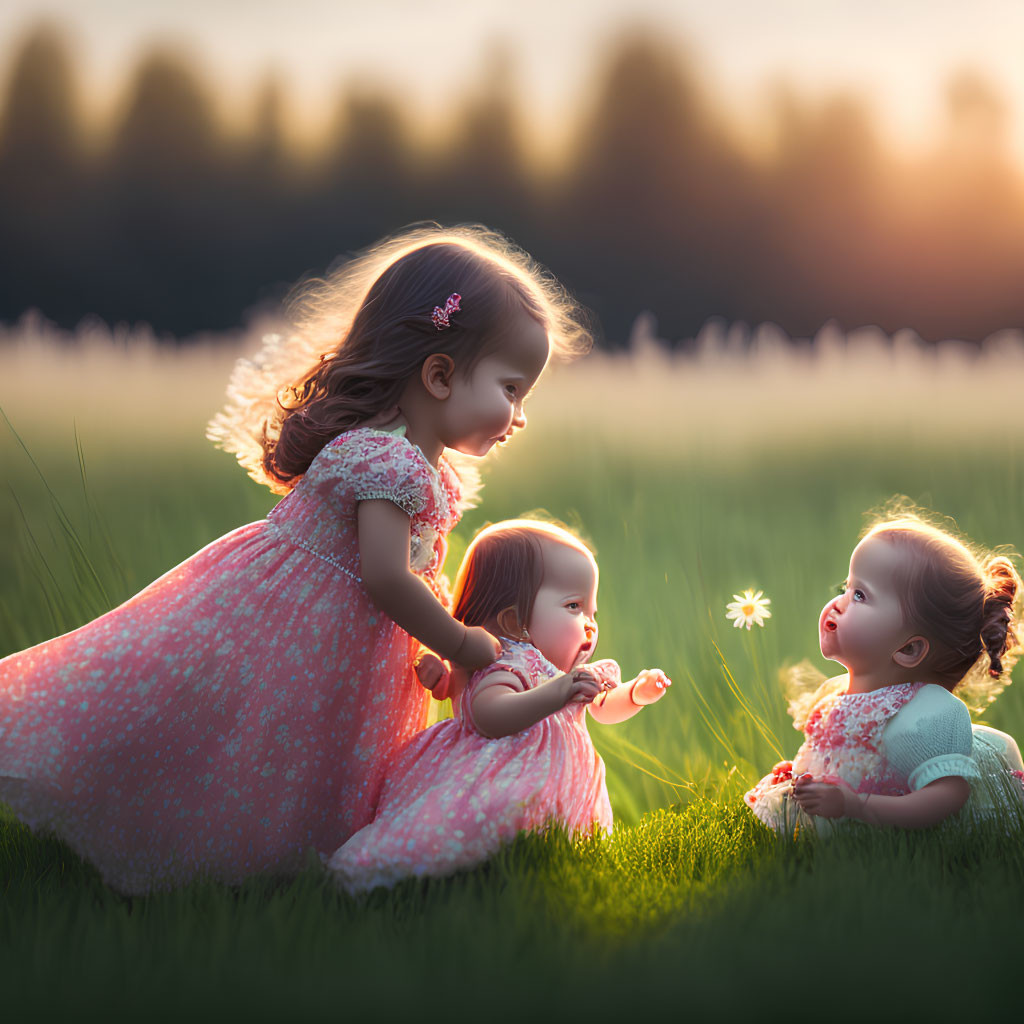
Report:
431,293,462,330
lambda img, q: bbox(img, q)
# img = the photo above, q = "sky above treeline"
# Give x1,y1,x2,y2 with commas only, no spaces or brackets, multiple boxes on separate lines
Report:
3,0,1024,164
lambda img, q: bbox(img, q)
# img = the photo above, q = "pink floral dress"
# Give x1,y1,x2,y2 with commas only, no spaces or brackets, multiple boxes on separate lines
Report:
326,640,616,893
746,678,1024,835
0,427,462,892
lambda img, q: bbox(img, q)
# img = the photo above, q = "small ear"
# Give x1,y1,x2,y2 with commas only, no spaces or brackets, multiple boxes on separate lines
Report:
421,353,456,399
893,635,929,669
496,605,522,639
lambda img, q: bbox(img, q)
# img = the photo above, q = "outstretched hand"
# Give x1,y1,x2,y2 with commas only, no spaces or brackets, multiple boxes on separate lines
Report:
629,668,671,705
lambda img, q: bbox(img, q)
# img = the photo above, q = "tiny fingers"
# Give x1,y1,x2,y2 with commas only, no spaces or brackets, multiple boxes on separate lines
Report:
642,668,671,687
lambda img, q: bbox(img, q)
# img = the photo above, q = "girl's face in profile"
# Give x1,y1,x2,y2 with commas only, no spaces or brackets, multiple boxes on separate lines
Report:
526,541,599,673
440,308,549,457
819,534,917,677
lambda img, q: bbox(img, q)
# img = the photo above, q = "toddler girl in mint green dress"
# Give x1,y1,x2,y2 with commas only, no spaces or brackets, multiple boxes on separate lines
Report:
746,507,1024,833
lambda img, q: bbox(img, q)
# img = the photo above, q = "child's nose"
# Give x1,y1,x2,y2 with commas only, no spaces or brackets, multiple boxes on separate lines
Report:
512,405,527,429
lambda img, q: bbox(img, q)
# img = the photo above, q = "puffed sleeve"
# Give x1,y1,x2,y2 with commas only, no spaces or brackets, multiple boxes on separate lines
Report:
468,661,530,699
881,684,980,791
303,429,431,517
459,661,530,736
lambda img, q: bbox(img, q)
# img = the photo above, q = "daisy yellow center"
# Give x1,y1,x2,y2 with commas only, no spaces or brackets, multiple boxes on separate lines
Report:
742,603,755,615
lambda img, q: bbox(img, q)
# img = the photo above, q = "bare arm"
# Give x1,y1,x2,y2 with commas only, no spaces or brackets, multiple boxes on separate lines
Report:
471,669,602,739
588,668,670,725
793,775,971,829
357,500,498,667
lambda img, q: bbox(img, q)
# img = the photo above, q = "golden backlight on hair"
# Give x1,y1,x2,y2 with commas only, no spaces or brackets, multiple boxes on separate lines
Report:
206,224,592,495
862,501,1023,696
452,518,595,634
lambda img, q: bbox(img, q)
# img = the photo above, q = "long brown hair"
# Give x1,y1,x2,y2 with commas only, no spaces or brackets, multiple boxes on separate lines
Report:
207,224,591,495
862,503,1023,690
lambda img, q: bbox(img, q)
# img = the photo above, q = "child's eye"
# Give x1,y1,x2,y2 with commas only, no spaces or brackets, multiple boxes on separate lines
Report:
566,602,580,610
852,589,866,602
504,384,518,399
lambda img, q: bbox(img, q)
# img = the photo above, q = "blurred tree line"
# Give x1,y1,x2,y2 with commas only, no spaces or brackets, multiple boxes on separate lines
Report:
2,21,1024,345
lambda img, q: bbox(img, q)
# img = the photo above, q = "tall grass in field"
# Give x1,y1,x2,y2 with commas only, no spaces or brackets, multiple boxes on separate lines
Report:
2,313,1024,1018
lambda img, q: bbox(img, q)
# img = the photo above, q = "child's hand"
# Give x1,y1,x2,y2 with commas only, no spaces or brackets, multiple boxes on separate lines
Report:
436,666,469,703
551,668,604,709
454,626,502,670
414,649,471,701
791,776,858,819
414,651,449,693
629,668,671,705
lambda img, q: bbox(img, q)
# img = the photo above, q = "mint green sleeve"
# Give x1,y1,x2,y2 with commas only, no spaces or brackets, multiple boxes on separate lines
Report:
881,685,980,791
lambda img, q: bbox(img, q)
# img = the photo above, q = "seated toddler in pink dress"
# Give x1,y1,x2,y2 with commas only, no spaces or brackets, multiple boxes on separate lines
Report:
326,518,671,892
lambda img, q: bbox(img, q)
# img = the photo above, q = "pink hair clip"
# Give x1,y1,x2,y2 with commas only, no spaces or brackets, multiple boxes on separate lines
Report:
431,293,462,330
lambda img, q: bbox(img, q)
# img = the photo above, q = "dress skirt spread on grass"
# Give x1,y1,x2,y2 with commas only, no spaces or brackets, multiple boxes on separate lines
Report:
0,427,462,893
745,676,1024,835
327,640,614,893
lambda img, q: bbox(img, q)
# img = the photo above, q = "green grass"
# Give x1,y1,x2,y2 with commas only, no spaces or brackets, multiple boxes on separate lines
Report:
3,795,1023,1019
3,343,1024,1018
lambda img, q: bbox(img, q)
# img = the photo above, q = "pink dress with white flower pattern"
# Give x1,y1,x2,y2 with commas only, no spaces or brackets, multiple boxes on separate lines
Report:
0,427,461,892
746,678,1024,834
326,641,616,892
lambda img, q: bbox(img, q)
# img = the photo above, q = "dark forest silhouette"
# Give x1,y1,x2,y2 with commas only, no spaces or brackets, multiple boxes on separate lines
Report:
2,21,1023,344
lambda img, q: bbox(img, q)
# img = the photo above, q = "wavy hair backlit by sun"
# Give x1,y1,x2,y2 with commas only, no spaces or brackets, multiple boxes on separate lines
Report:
207,223,592,498
451,517,596,635
861,497,1023,709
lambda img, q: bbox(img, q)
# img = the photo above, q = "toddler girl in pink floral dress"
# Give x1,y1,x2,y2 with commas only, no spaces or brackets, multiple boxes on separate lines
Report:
746,506,1024,834
0,226,591,892
326,519,671,892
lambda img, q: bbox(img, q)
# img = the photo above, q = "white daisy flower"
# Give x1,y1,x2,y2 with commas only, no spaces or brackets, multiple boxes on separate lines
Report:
726,589,772,630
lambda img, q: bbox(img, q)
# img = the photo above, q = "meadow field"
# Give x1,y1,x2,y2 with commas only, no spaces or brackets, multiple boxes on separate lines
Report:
2,315,1024,1019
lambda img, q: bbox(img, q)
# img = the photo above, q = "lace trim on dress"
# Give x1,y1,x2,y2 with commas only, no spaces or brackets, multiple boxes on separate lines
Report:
908,753,980,791
805,683,923,747
841,681,922,716
289,536,363,583
354,487,425,517
358,425,474,515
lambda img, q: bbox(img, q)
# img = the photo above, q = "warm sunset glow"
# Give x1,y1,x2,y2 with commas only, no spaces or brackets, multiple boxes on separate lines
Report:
4,1,1024,164
4,2,1024,342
